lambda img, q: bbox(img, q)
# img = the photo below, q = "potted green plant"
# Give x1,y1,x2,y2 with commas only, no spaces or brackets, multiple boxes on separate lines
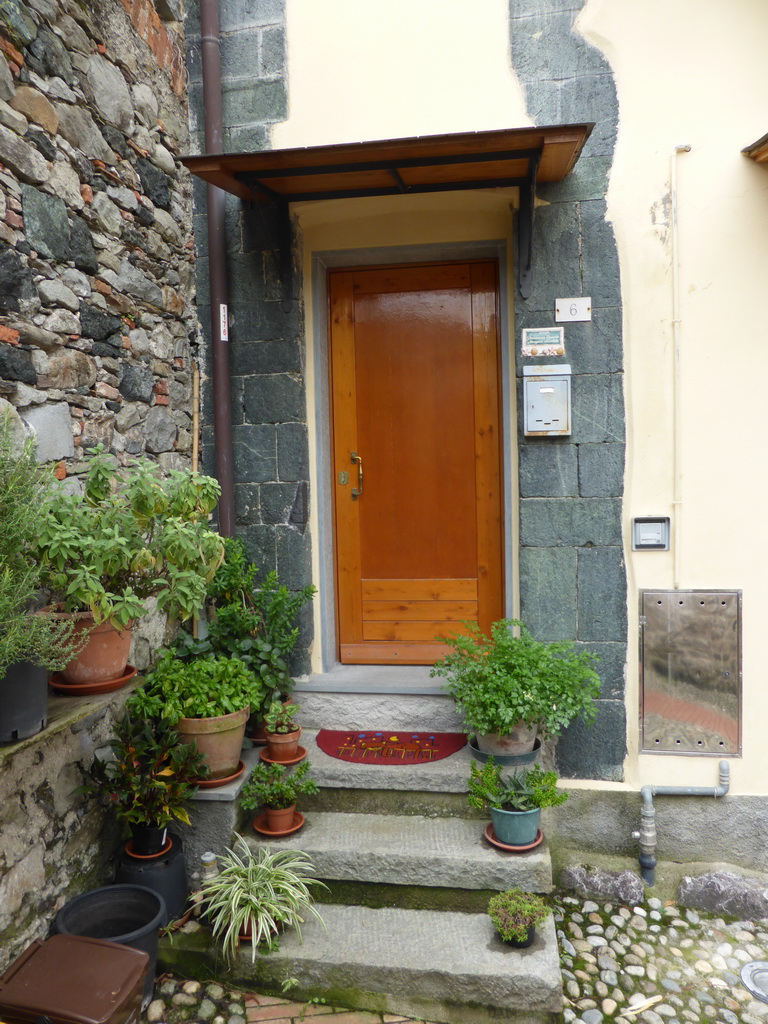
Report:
432,618,600,755
128,652,264,781
263,699,301,763
173,537,315,731
0,412,83,741
241,761,318,834
78,712,209,855
487,887,550,948
35,445,224,688
467,758,567,846
198,835,326,962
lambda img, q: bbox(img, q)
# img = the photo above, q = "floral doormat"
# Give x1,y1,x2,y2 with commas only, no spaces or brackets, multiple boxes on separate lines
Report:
315,730,467,764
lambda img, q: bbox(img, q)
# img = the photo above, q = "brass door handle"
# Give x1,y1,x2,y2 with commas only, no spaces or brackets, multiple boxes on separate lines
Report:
350,451,363,499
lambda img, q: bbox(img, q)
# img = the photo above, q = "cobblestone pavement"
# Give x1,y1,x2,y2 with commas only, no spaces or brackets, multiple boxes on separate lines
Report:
144,895,768,1024
555,894,768,1024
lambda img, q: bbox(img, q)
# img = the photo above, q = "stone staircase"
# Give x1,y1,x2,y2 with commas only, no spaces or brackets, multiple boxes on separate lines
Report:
160,729,563,1024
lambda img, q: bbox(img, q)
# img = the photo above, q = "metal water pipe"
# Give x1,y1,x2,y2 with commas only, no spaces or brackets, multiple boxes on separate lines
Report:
636,761,730,886
200,0,235,535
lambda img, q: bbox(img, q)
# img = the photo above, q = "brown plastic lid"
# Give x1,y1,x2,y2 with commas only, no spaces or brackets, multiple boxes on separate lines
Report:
0,935,149,1024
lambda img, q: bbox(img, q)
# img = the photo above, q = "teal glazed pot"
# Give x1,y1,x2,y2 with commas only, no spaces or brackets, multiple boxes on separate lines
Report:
489,805,540,846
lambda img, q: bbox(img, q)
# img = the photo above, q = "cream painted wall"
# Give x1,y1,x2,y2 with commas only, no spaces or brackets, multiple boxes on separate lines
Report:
278,0,768,795
273,0,530,149
578,0,768,793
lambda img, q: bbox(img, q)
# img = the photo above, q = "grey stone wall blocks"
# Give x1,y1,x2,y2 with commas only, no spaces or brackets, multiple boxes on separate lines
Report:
519,545,578,641
511,0,627,779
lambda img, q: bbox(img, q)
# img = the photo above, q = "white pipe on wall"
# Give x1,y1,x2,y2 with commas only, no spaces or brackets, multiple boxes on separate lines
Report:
671,144,690,590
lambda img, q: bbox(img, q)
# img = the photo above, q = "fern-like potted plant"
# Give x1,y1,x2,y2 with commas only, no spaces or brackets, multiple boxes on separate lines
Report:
263,699,302,763
35,446,224,689
487,887,550,948
78,712,209,856
198,836,326,962
0,411,83,741
432,618,600,756
241,761,318,834
128,652,265,781
467,758,567,846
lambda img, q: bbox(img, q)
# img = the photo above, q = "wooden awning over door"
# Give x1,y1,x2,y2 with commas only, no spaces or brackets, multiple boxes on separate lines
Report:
181,123,593,203
181,123,593,298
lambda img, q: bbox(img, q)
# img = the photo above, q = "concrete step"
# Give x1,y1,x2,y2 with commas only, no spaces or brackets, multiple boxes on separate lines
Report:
242,812,552,897
159,903,562,1024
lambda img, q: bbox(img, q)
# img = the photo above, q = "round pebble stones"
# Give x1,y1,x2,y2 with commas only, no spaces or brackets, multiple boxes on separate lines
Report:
556,895,768,1024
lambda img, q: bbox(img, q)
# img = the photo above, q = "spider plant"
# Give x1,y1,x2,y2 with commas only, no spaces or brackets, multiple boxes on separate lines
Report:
197,836,326,963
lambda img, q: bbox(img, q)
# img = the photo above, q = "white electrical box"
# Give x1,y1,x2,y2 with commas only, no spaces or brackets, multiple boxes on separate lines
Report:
523,365,571,436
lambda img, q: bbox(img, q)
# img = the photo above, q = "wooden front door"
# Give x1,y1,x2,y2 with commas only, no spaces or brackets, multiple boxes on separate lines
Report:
329,261,503,665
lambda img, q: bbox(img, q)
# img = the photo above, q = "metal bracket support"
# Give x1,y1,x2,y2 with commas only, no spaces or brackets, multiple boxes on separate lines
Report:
516,151,540,300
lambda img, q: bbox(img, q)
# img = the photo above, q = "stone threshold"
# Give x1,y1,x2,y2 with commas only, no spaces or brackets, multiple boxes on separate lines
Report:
296,664,445,695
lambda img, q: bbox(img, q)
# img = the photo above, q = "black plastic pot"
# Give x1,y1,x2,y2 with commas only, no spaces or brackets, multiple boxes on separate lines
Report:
503,924,536,948
54,884,165,1005
0,661,48,743
128,824,168,857
116,833,188,923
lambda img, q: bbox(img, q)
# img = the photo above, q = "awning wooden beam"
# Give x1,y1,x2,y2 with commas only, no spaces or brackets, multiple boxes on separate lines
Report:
743,133,768,164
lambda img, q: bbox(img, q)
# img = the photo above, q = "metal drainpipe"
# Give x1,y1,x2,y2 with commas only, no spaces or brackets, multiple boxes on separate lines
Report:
635,761,730,886
200,0,235,536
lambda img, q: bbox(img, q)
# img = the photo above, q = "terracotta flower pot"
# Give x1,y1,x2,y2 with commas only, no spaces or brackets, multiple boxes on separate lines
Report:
263,804,297,833
177,706,249,779
265,726,302,762
475,721,538,756
59,613,133,685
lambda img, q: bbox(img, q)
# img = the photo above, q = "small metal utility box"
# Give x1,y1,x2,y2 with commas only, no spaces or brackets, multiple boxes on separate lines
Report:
0,935,148,1024
523,364,571,436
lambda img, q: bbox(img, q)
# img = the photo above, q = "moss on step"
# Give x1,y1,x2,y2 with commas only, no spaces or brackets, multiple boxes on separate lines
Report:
302,787,483,818
319,878,498,913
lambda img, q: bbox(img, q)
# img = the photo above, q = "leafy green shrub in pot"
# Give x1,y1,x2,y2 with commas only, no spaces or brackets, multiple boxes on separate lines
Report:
173,537,315,710
0,414,82,673
488,887,550,946
35,446,225,684
0,412,83,740
128,653,262,779
432,618,600,753
78,712,209,852
241,761,318,811
198,836,326,962
128,652,263,721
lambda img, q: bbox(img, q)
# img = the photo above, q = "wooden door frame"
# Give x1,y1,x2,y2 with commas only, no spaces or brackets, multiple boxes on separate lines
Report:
310,241,514,676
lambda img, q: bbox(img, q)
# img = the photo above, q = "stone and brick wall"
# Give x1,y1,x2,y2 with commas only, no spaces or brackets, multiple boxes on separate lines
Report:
510,0,627,780
0,0,198,973
0,0,197,483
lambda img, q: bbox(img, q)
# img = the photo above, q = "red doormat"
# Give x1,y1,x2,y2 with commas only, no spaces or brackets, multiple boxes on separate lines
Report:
315,730,467,764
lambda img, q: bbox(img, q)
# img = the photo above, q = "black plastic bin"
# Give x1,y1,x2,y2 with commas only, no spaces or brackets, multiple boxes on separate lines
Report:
54,884,165,1005
0,934,148,1024
115,833,188,923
